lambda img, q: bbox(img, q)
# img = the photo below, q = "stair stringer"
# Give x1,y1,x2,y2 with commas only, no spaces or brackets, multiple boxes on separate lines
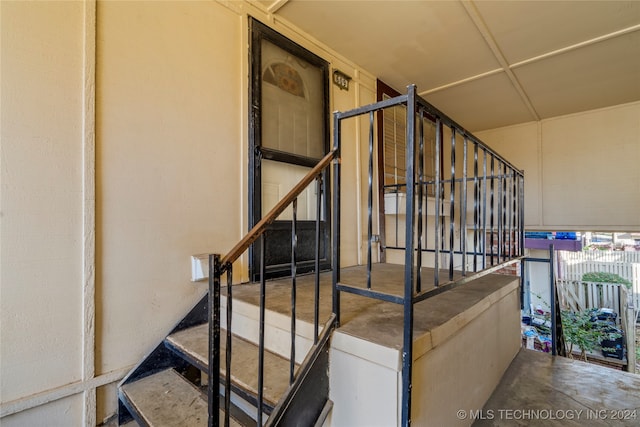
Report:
266,314,336,427
117,294,209,425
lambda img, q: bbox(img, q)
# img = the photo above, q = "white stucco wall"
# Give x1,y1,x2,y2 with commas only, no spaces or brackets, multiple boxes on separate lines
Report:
476,101,640,232
1,2,85,425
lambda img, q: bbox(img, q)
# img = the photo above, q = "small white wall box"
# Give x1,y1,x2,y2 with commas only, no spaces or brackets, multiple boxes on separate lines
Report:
191,254,209,282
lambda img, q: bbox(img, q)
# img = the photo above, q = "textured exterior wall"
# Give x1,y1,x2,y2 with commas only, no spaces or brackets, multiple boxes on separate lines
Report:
476,102,640,232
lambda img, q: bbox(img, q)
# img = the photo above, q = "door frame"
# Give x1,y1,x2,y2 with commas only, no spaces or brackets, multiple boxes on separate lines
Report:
248,17,331,280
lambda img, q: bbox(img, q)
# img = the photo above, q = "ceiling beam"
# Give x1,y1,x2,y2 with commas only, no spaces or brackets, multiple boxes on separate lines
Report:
419,68,503,96
268,0,289,14
510,23,640,69
461,0,541,121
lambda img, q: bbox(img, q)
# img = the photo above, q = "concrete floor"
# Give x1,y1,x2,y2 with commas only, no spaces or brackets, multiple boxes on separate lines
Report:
227,263,516,350
475,348,640,427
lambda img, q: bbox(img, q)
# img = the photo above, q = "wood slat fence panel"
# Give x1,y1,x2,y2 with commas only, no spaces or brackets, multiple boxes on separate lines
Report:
557,250,639,315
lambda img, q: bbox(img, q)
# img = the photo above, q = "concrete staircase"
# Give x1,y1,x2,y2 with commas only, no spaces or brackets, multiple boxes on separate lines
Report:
116,293,327,427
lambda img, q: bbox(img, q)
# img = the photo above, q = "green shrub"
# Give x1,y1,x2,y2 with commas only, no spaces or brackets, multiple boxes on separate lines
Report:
582,272,631,289
561,309,622,361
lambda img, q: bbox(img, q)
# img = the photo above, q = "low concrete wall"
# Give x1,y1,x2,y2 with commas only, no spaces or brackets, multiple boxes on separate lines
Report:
328,276,520,427
411,286,520,426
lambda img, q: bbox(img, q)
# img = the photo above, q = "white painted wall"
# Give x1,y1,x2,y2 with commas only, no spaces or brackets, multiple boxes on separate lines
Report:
1,0,377,424
1,1,85,425
411,288,520,427
476,101,640,231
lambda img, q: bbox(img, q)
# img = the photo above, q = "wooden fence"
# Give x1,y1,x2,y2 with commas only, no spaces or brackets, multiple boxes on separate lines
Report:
557,250,640,316
556,250,638,373
557,280,622,314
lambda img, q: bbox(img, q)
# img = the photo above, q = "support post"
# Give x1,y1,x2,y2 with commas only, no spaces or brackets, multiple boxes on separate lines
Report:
549,244,557,356
401,84,417,427
208,254,221,427
622,288,636,373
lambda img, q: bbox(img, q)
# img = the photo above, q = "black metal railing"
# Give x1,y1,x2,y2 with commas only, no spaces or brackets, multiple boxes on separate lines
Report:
333,85,525,426
207,84,524,427
208,149,338,427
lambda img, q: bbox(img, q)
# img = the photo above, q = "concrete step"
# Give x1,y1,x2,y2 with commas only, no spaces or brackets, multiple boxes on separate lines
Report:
119,368,242,427
165,324,296,409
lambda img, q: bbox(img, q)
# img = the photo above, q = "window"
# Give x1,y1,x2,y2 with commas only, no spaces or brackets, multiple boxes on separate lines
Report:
378,81,437,197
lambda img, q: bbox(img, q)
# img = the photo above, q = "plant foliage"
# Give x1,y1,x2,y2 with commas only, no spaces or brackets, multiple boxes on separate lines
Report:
561,309,622,361
582,271,631,289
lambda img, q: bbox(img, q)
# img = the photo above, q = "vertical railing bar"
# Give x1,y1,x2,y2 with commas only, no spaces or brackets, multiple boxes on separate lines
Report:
512,170,517,258
400,84,417,427
416,109,425,293
515,175,519,257
520,175,525,256
290,198,297,385
506,169,511,260
489,155,495,266
482,149,487,270
461,136,468,276
257,236,266,426
434,118,442,287
208,254,221,427
449,127,456,281
224,264,233,427
502,163,507,262
424,123,430,270
520,174,524,256
314,175,322,344
332,113,341,326
510,169,514,258
367,111,374,290
502,168,507,261
473,143,479,272
497,162,503,265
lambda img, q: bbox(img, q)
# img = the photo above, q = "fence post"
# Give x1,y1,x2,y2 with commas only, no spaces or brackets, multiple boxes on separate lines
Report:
622,288,636,374
549,244,557,356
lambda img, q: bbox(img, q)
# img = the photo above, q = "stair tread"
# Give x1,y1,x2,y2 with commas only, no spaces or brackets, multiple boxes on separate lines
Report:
166,324,294,407
120,368,241,427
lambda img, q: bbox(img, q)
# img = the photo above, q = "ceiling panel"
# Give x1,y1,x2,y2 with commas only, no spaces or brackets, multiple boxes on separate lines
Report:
275,0,640,131
278,0,500,90
475,0,640,64
514,31,640,119
423,72,535,132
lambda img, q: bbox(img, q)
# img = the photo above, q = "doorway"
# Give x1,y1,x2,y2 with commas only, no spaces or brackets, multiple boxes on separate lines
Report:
248,18,330,280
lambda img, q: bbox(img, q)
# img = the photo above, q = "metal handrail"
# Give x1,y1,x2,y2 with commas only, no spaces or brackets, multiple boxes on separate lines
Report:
220,149,337,270
209,147,337,427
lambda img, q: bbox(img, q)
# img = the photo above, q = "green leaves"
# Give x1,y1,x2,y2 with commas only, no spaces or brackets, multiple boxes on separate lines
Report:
582,272,632,288
561,309,622,361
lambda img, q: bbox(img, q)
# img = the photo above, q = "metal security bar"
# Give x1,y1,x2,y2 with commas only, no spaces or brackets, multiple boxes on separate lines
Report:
208,150,337,427
333,85,525,427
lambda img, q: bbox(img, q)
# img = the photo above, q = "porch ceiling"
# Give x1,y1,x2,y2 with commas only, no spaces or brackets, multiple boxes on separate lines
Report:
257,0,640,131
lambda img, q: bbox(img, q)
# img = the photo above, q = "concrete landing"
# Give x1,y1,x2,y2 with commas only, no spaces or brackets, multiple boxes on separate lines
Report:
475,349,640,426
229,263,514,353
